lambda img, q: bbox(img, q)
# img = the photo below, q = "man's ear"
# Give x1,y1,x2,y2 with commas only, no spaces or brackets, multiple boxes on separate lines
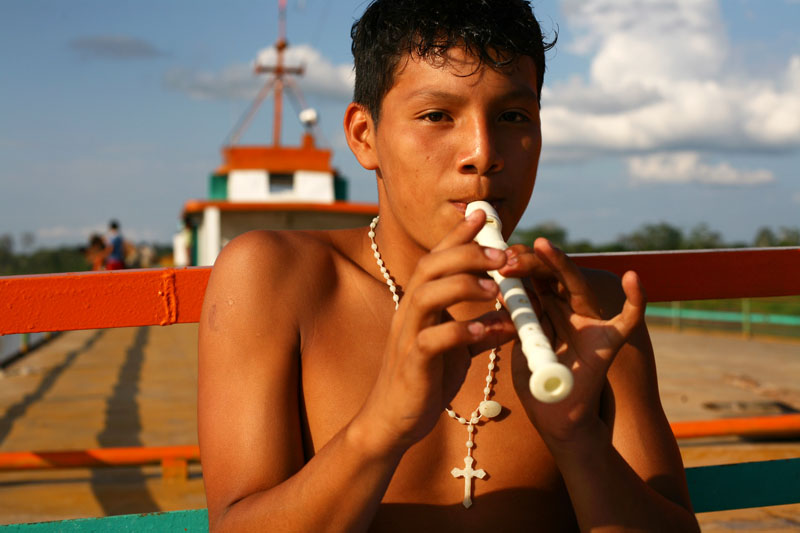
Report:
343,102,378,171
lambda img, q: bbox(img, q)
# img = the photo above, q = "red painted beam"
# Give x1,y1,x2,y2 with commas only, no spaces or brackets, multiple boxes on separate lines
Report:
0,445,199,470
2,414,799,472
0,248,798,335
0,267,210,335
573,247,800,302
671,414,800,440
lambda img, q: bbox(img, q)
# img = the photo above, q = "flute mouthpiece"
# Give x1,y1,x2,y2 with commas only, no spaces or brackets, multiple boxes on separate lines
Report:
465,201,502,230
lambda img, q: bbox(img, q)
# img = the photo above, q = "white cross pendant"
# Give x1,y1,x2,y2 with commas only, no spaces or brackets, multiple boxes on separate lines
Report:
451,456,486,508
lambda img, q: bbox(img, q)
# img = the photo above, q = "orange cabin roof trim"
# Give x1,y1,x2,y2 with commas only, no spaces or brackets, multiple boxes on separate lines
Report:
182,200,378,215
215,135,332,174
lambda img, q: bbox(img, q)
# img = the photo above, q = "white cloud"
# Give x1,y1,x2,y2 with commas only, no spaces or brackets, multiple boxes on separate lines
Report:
628,152,774,186
165,44,353,102
255,44,354,100
69,35,164,60
164,64,257,101
542,1,800,161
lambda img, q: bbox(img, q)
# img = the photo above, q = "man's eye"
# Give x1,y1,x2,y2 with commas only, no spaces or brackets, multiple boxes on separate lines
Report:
423,112,445,122
500,111,529,123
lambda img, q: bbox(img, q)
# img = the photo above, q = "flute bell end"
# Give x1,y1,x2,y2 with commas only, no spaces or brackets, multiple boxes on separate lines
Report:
530,363,573,404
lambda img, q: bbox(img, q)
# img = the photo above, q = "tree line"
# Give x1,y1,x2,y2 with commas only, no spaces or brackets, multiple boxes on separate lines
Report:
0,223,798,275
510,222,800,253
0,234,171,276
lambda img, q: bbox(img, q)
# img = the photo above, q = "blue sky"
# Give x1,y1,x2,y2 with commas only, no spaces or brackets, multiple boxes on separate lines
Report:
1,0,798,250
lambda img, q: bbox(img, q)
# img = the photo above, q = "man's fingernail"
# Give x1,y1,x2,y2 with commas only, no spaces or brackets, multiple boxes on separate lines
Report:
505,250,519,265
468,322,485,336
484,247,503,259
479,278,496,292
467,210,482,223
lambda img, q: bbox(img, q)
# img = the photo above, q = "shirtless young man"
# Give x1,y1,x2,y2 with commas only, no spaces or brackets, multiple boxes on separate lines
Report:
198,1,700,531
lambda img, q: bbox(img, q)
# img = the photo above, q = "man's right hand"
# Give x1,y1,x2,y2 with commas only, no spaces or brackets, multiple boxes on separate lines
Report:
352,209,518,457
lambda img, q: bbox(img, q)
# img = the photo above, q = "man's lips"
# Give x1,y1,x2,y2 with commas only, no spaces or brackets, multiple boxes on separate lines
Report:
450,200,502,214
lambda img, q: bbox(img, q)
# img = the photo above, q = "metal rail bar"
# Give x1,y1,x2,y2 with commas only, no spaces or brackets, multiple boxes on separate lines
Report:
1,414,798,475
1,248,798,336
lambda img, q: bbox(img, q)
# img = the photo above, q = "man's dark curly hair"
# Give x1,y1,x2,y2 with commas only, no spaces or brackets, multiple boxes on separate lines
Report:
351,0,556,123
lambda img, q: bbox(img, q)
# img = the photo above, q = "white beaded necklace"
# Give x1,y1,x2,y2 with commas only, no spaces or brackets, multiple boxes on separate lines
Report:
368,216,503,509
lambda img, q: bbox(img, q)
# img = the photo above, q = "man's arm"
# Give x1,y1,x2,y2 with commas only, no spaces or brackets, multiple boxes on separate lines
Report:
502,240,699,532
550,279,697,532
198,216,517,532
198,230,405,532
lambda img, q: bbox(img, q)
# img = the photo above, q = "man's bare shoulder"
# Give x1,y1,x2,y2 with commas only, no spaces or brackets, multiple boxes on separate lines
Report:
210,228,361,289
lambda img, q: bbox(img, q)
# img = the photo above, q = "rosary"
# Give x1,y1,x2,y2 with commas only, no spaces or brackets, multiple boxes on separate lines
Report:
369,216,503,509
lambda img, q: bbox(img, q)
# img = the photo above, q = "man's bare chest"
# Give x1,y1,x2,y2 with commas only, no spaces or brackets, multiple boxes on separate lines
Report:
297,294,574,522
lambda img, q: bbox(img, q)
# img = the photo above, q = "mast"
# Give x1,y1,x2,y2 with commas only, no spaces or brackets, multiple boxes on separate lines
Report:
226,0,305,147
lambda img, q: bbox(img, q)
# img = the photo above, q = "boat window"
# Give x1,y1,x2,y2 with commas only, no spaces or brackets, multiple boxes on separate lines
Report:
269,173,294,194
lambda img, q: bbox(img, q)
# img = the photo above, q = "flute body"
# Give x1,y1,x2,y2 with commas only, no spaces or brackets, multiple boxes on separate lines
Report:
466,201,573,403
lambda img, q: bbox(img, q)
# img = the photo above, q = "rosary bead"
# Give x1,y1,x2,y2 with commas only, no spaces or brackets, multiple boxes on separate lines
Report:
479,400,502,418
369,215,502,508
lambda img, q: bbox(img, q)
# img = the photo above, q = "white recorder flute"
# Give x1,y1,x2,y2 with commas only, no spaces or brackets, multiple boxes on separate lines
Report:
466,201,573,403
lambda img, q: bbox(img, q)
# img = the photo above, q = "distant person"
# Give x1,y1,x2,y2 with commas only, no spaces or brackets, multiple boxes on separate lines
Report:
173,215,195,267
105,220,125,270
138,243,155,268
85,234,107,271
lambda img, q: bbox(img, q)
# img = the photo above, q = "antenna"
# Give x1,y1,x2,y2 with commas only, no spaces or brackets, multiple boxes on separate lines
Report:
225,0,316,147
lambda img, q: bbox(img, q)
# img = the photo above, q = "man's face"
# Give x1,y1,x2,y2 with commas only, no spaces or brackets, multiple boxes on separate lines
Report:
372,48,542,249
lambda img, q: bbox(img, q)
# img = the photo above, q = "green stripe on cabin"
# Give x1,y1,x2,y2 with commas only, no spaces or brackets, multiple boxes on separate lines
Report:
209,174,228,200
334,174,348,201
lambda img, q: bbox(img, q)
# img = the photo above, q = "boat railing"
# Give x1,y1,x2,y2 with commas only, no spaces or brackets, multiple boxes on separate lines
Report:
0,247,799,529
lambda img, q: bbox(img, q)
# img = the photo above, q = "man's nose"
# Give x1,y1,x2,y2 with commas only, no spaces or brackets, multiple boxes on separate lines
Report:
457,118,504,176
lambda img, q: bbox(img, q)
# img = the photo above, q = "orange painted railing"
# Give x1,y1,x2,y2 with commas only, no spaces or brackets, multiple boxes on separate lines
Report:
1,413,799,476
1,248,798,335
1,247,799,475
0,445,198,480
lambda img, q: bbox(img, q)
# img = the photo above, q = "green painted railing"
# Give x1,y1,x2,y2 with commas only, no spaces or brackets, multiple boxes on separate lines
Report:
2,458,799,530
0,509,209,532
687,457,800,513
647,306,800,327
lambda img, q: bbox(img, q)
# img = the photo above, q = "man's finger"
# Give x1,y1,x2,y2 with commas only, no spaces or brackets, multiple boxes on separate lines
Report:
496,244,552,279
431,208,487,253
533,238,601,319
606,271,646,347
